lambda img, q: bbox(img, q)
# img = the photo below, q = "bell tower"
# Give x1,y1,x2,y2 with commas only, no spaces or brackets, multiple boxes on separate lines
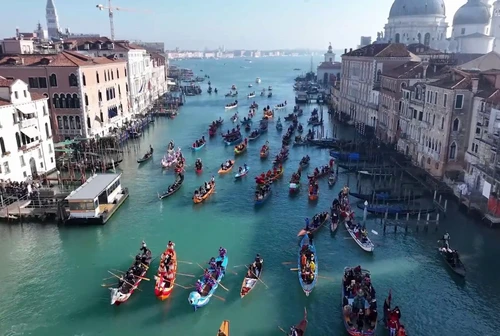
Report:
46,0,60,39
324,43,335,63
492,1,500,51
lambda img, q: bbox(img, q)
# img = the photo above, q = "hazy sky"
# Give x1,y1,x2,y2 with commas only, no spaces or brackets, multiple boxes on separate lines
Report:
1,0,464,50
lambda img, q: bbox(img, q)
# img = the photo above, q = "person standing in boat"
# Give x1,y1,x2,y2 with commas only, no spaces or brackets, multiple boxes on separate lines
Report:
149,145,154,154
254,254,263,275
439,232,450,249
140,241,149,255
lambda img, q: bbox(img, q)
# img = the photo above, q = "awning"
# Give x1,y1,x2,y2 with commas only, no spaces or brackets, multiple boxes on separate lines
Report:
16,104,35,115
21,126,39,138
167,80,176,86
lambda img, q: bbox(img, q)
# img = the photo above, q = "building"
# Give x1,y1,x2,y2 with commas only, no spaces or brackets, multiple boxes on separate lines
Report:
63,37,168,114
0,77,56,181
337,43,412,137
133,41,165,53
46,0,61,40
358,36,372,48
0,51,131,141
149,53,168,101
316,43,341,86
0,37,36,54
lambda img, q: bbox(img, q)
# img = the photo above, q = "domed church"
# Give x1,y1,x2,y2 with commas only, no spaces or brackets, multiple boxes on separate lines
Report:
376,0,500,54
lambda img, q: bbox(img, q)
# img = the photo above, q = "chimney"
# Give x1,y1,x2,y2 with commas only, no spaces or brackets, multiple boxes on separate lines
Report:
344,48,347,54
471,77,479,94
15,27,19,38
349,48,353,53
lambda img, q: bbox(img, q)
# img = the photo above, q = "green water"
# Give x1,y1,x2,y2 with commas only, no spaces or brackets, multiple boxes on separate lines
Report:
1,57,500,336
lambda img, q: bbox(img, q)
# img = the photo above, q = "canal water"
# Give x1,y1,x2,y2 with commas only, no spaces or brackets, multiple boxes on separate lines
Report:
1,57,500,336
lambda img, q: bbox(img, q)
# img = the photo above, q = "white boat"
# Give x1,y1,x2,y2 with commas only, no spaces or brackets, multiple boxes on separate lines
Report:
225,104,238,110
344,221,375,252
256,77,261,83
247,93,256,98
248,84,253,88
275,103,287,110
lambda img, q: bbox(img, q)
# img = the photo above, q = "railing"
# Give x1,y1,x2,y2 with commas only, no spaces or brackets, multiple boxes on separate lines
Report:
20,118,37,128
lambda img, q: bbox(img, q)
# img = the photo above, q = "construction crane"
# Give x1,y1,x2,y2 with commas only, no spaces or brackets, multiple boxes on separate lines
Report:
96,0,149,41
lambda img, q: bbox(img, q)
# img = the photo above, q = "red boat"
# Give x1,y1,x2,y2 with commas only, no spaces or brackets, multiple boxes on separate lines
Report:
154,243,177,300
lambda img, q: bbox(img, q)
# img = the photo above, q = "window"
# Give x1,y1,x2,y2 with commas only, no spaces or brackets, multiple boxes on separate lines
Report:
38,148,42,158
96,72,100,83
449,142,457,159
69,73,78,87
443,93,447,107
98,91,102,101
395,33,400,43
452,118,460,131
63,116,69,129
49,74,58,87
66,94,73,108
48,144,53,153
43,105,47,115
0,137,5,155
455,94,464,109
104,71,107,81
73,94,80,108
424,33,431,46
111,70,114,80
75,116,81,129
57,116,62,129
85,94,89,106
432,115,435,126
441,117,445,129
476,127,481,135
116,69,119,78
69,116,75,129
461,28,466,35
418,111,423,121
124,67,127,77
20,156,25,167
87,116,91,129
45,123,50,138
28,77,39,88
53,94,60,108
3,162,10,174
15,132,21,148
82,73,86,86
14,91,18,99
434,92,437,104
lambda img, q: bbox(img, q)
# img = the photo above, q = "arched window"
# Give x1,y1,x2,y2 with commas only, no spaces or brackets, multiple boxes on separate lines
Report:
73,94,80,108
59,94,65,108
452,118,460,131
98,91,102,101
395,33,400,43
43,93,50,108
116,69,120,78
56,116,63,129
63,116,69,129
87,116,91,129
15,132,21,148
53,94,60,108
75,116,81,129
0,137,5,155
44,123,50,138
49,74,58,87
84,93,89,106
69,116,75,129
118,84,121,95
417,33,422,44
424,33,431,46
69,73,78,87
376,69,382,82
449,142,457,159
96,71,100,83
66,94,74,108
82,73,86,86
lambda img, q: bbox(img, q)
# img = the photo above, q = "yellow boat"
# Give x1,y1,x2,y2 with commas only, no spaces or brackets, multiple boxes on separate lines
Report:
217,320,229,336
218,160,235,174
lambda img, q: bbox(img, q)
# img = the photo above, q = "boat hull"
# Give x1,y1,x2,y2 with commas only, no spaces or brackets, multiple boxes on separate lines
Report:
154,249,177,300
188,255,229,310
192,143,206,151
235,167,249,178
344,221,374,252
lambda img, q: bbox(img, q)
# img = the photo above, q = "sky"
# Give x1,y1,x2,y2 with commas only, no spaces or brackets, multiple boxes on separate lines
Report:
1,0,464,50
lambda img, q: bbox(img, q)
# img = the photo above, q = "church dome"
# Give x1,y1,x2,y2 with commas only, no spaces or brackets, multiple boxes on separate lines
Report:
389,0,446,18
453,0,491,25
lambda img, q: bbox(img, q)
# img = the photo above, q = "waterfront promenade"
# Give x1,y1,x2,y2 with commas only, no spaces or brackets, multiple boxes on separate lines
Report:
0,57,499,336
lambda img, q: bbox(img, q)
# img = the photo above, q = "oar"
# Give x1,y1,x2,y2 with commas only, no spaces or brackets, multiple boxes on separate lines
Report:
233,264,247,268
297,229,307,237
245,265,269,289
177,272,195,278
173,283,192,290
290,268,299,271
371,230,379,235
317,275,334,281
112,269,125,273
107,271,138,290
213,294,226,302
196,263,230,292
282,262,294,265
177,260,194,265
133,275,150,281
278,326,287,334
101,283,117,287
103,275,117,281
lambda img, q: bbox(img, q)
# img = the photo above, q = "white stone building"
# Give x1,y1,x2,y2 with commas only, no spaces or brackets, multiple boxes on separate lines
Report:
0,78,56,181
317,44,341,86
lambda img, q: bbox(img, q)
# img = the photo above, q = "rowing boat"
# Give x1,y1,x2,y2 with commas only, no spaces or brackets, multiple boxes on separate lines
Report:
330,208,339,234
297,213,329,236
188,253,229,310
192,181,216,204
260,146,269,159
308,184,318,201
137,152,152,163
225,103,238,109
217,320,230,336
234,142,247,155
291,308,308,335
344,221,375,252
240,259,263,298
192,142,206,151
218,160,235,174
255,188,272,205
158,174,184,199
235,166,250,178
438,247,466,277
298,234,317,296
154,247,177,300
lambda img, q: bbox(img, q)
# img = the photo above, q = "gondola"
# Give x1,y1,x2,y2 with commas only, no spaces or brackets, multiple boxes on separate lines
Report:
137,151,153,163
240,259,263,298
158,174,184,199
330,210,339,234
217,320,230,336
438,247,466,277
298,234,317,296
154,245,177,300
297,213,329,236
192,181,216,204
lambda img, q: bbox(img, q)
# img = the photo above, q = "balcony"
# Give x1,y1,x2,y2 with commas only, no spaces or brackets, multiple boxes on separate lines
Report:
20,118,37,128
58,129,83,136
20,141,40,153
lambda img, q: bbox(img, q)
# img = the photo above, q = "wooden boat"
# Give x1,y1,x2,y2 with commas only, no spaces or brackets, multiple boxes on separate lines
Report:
270,167,284,181
217,320,230,336
188,253,228,310
344,221,375,252
158,174,184,199
438,247,466,277
308,184,318,201
260,146,269,159
219,160,235,174
234,141,247,155
275,103,287,110
137,152,152,163
224,136,242,146
297,213,329,236
225,102,238,109
330,212,339,234
109,248,152,305
192,142,206,151
240,260,263,298
299,158,310,169
342,267,376,335
192,181,216,204
356,202,435,216
248,130,261,141
290,308,308,336
235,166,250,178
154,247,177,300
255,188,272,205
298,234,317,296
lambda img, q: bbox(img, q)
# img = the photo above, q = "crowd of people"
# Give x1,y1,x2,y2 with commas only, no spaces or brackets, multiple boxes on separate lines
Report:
117,242,152,295
299,236,316,284
157,241,176,289
0,179,41,199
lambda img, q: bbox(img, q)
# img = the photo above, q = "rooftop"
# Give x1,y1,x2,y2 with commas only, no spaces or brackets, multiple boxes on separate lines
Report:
0,51,125,67
66,173,121,201
62,37,145,52
382,61,449,79
342,43,410,58
317,62,341,70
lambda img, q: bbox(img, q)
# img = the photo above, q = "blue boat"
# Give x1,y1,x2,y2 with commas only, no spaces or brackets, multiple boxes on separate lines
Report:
188,254,229,311
224,136,242,146
254,188,271,205
191,142,206,151
298,234,317,296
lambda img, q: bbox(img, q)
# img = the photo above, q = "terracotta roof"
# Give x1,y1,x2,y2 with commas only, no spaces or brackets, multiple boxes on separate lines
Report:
0,76,14,87
0,51,125,67
31,92,47,100
428,69,471,90
0,98,10,106
383,61,449,79
318,62,341,70
407,43,441,55
343,43,410,58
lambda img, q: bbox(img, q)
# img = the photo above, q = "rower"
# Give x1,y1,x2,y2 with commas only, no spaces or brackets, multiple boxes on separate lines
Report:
254,254,263,271
140,241,149,254
289,326,299,336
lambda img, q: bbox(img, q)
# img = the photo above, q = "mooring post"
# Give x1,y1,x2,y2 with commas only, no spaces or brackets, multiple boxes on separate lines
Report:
433,190,437,201
444,200,448,212
363,201,368,225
